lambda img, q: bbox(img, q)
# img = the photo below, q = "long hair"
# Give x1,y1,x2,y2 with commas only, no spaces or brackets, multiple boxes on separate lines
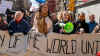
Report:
39,3,51,19
58,12,63,22
69,12,74,22
0,13,6,30
50,13,58,21
62,11,70,22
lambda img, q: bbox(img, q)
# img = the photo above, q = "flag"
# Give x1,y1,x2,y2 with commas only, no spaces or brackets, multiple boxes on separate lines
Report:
36,0,45,4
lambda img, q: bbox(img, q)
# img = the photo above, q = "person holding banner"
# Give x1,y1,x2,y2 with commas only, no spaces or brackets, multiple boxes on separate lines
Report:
33,3,53,34
54,11,74,34
8,11,31,35
0,12,8,33
87,14,98,33
74,12,89,34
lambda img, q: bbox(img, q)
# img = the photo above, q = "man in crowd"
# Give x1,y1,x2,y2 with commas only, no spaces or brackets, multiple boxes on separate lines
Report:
8,11,31,35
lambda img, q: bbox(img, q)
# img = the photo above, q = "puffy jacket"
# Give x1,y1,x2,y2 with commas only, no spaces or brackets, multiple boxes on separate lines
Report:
8,19,31,33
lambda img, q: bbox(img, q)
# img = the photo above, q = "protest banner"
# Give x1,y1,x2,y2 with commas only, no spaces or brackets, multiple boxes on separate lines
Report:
0,30,100,56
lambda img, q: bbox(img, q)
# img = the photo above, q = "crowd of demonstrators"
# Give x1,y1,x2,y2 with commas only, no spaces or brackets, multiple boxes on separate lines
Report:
87,14,98,33
0,3,99,55
8,11,31,35
0,3,100,36
32,3,53,34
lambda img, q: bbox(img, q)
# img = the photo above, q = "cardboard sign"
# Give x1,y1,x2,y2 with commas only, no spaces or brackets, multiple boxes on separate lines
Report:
48,0,56,13
0,0,13,13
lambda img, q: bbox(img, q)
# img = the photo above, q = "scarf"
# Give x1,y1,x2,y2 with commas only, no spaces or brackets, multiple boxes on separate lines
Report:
36,13,48,34
15,18,22,23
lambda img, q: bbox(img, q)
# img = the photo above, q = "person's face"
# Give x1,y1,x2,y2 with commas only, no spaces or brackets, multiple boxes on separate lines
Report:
79,13,85,21
15,13,22,21
62,12,69,22
52,13,57,20
41,4,48,14
89,15,95,22
0,17,1,21
12,14,15,18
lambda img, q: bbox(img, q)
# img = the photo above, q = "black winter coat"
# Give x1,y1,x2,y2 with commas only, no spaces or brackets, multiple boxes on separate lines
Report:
53,19,58,32
74,19,89,33
8,19,31,33
53,20,75,35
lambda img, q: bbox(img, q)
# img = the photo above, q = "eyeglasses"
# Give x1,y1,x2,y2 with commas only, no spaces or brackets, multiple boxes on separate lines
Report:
79,16,85,19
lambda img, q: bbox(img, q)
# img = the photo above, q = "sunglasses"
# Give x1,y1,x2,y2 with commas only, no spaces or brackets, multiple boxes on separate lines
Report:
79,16,85,19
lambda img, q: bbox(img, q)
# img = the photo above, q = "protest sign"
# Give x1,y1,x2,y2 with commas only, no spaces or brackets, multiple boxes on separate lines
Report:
0,30,100,56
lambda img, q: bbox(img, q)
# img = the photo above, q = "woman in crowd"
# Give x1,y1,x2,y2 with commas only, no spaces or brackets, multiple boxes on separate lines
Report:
8,11,31,35
33,3,53,34
0,12,8,33
74,12,89,34
50,13,58,32
54,11,74,34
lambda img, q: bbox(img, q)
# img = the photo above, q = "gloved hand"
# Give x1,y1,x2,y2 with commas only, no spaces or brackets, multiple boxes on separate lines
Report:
9,32,13,36
23,32,27,35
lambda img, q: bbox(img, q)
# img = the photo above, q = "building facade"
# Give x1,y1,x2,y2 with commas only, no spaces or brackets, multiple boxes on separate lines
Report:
0,0,31,11
75,0,100,24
